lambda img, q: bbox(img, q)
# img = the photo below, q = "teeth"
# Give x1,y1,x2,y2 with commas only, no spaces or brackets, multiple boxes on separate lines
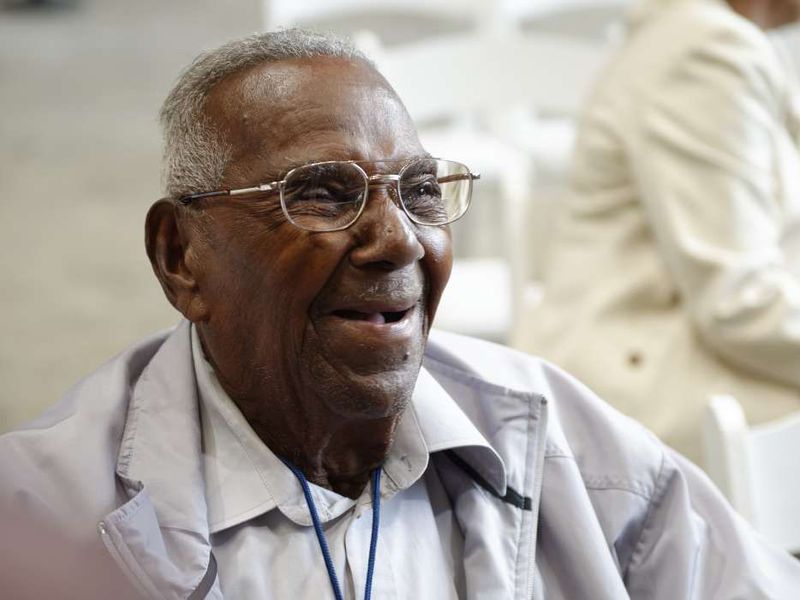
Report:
330,309,400,324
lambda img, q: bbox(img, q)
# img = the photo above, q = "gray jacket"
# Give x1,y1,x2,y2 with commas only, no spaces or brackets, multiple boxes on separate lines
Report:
1,321,799,599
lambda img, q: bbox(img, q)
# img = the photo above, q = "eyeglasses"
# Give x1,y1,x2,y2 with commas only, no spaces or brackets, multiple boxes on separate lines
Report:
177,157,480,232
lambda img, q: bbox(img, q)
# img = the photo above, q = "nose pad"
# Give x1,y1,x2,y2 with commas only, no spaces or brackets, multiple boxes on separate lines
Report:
357,182,405,226
349,182,424,268
369,181,403,211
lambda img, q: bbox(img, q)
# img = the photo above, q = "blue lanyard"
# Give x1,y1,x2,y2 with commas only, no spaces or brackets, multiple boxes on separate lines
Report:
281,459,382,600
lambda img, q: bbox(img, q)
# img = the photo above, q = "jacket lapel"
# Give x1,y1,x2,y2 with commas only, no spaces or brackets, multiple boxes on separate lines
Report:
428,363,549,600
100,322,221,600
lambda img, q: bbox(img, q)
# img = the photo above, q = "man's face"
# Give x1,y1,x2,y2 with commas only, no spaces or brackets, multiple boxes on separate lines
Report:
187,57,452,424
776,0,800,25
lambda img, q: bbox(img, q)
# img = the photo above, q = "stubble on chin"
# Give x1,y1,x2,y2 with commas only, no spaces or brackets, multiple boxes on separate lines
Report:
301,344,424,421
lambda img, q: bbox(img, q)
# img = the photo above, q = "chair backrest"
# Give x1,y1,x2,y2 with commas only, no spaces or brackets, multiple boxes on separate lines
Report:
377,29,612,335
498,0,635,41
375,30,609,122
704,395,800,554
263,0,485,47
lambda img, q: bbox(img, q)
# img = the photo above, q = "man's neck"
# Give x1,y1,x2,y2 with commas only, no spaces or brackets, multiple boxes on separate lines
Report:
233,390,400,499
197,328,405,499
286,417,398,498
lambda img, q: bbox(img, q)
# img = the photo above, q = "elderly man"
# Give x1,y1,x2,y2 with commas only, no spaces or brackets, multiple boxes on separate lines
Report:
1,30,799,600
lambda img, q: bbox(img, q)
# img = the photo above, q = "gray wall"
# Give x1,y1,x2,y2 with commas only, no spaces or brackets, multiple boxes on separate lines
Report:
0,0,261,431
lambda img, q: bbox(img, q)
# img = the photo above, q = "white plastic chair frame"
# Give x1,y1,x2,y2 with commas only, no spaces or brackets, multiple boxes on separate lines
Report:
263,0,486,49
704,395,800,554
498,0,635,41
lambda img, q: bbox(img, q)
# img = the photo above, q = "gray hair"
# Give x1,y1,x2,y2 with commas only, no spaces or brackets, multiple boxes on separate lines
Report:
160,29,372,198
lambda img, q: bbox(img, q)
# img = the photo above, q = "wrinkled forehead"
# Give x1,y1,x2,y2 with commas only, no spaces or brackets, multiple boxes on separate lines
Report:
203,56,423,173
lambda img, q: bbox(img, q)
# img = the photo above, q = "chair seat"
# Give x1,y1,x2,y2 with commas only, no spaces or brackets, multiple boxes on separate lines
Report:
435,258,511,342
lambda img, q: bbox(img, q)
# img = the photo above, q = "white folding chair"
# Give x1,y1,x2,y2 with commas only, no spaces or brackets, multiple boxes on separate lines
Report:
375,30,611,341
498,0,635,42
263,0,484,48
704,395,800,554
488,1,630,343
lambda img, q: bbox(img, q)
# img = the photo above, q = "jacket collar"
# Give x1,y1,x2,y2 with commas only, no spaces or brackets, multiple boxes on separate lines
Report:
192,323,507,533
420,351,549,600
115,320,208,534
101,321,547,600
102,321,218,599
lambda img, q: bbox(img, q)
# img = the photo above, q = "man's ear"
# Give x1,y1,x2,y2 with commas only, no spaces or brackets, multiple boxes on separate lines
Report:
145,199,210,322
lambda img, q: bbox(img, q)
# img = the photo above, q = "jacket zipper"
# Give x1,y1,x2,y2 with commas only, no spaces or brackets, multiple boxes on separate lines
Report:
526,398,549,600
98,520,164,600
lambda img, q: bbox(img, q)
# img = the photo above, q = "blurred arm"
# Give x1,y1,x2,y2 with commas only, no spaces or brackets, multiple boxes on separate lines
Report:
631,22,800,387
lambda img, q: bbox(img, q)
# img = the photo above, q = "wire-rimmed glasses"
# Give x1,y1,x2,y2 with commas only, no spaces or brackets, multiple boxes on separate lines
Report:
176,157,480,232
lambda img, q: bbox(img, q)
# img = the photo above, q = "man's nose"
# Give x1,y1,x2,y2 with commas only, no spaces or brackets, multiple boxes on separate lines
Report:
348,185,425,270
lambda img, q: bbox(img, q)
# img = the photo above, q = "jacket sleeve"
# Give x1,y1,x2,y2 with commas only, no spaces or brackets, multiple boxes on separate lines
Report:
624,448,800,599
629,20,800,388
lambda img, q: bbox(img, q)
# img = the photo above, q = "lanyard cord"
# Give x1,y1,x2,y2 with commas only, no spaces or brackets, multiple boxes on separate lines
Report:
364,467,381,600
281,459,382,600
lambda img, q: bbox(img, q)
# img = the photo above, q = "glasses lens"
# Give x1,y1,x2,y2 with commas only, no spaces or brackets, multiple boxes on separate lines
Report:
282,162,367,231
399,159,472,225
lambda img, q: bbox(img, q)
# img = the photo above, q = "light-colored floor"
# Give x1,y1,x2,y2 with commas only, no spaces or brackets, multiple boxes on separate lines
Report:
0,0,262,431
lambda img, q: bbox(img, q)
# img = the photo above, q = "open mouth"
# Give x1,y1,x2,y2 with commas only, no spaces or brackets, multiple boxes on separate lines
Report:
331,308,409,325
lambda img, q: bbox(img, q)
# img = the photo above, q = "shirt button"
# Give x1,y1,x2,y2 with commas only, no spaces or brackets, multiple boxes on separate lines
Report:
627,351,644,368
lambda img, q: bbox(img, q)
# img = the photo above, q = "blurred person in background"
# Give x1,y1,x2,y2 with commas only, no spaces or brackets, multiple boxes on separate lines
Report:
515,0,800,465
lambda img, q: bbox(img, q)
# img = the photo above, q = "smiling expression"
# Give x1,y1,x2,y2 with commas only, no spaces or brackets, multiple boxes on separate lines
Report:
182,56,453,428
